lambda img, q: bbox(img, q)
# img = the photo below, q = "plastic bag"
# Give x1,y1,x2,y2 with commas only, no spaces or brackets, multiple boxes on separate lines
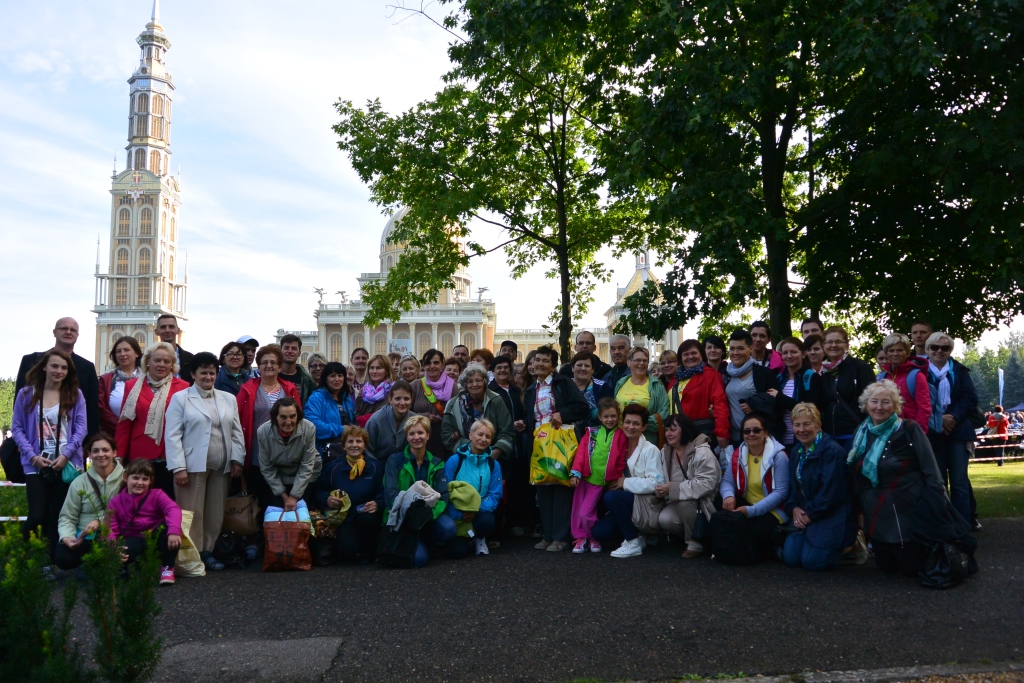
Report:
529,424,578,486
174,510,206,577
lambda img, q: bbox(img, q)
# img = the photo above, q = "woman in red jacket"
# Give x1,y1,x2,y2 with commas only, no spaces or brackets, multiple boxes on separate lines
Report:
236,344,302,510
878,333,930,433
669,339,730,450
115,342,190,497
98,336,142,434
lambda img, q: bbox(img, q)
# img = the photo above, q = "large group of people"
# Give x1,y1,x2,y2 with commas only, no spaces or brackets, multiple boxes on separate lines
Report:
8,314,981,586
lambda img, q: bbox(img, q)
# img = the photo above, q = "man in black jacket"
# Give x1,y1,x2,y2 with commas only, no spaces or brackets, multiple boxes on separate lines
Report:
558,330,612,380
15,317,100,436
156,314,194,384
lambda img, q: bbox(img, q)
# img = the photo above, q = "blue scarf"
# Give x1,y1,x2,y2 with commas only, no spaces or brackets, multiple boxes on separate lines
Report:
847,413,901,487
676,362,706,381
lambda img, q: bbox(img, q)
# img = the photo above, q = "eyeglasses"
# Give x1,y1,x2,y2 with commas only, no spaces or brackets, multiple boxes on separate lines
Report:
56,326,79,333
308,363,325,370
225,352,244,359
742,427,765,435
929,345,952,353
258,361,279,368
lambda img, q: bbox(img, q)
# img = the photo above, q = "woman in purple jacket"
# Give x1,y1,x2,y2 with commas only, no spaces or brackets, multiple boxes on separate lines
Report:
12,349,88,563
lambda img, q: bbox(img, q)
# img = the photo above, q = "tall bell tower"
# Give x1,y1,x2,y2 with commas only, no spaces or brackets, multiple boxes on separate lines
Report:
93,0,187,372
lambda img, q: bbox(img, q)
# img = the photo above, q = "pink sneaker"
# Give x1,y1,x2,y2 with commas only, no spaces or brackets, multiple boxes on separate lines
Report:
589,540,602,553
159,566,175,585
572,538,587,554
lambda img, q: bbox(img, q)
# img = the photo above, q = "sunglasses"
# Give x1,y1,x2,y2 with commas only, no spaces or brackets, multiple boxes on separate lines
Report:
929,345,953,353
742,427,765,435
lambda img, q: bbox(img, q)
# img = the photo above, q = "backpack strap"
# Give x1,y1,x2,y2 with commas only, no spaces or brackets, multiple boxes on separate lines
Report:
803,369,813,393
907,368,919,397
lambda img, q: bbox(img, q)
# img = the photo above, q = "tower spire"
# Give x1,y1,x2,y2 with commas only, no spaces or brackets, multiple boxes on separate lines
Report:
149,0,162,29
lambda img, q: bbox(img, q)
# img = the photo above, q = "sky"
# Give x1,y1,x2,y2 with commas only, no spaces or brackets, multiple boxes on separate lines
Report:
0,1,1017,377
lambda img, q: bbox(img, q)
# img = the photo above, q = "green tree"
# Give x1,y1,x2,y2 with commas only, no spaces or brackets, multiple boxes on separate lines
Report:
0,378,14,432
333,3,643,358
1002,352,1024,409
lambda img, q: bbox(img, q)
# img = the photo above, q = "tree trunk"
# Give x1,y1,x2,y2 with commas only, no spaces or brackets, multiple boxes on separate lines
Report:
764,233,792,345
556,246,573,363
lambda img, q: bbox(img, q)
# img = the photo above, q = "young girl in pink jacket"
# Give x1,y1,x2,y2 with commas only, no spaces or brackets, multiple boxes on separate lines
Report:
107,459,182,585
569,398,629,553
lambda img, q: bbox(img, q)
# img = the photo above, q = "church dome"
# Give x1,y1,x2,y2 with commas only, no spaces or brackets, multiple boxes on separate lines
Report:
380,206,410,256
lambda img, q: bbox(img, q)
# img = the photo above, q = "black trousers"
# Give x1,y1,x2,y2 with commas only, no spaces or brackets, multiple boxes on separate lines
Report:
334,510,383,560
503,456,537,531
873,540,929,577
23,474,70,562
54,539,94,570
123,529,179,569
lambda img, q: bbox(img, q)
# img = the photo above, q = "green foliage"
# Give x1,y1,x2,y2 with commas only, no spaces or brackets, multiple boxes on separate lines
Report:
963,336,1024,410
0,485,27,515
83,532,163,683
0,525,92,683
0,377,13,433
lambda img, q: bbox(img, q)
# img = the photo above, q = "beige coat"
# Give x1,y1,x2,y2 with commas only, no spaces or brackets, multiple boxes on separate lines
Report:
662,433,721,520
256,419,322,498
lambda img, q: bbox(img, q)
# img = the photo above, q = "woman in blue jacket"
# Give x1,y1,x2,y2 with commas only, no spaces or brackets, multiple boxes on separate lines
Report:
444,419,503,558
783,403,852,571
305,362,356,454
316,425,384,562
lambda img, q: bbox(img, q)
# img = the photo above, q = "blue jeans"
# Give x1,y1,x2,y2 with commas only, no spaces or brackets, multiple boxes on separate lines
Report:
446,510,497,559
783,531,841,571
591,489,637,547
413,514,457,568
930,436,972,524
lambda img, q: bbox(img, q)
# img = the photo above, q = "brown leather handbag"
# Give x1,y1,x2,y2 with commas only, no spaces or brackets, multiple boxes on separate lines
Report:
222,490,261,536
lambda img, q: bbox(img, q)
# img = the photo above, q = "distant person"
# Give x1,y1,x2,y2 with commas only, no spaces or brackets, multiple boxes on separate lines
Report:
877,333,931,433
278,334,317,404
804,334,826,375
451,345,470,367
215,341,250,396
489,355,530,535
800,318,824,339
987,405,1009,464
399,356,421,382
498,340,519,361
569,351,614,439
98,336,142,434
238,336,260,374
16,316,100,436
349,347,370,394
669,339,730,449
613,346,669,445
822,326,877,448
365,381,415,463
388,352,403,378
316,425,384,562
703,335,729,377
657,350,679,392
445,357,465,382
749,321,784,371
603,334,631,387
910,321,933,357
559,331,612,379
156,314,194,384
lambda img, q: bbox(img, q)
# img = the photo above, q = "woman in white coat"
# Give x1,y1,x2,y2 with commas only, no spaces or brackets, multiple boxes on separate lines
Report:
165,352,245,571
592,403,666,558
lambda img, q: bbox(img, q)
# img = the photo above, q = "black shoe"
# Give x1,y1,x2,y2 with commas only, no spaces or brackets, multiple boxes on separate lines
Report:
972,519,983,532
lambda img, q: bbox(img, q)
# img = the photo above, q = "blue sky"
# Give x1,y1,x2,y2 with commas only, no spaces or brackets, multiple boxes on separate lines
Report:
0,0,641,375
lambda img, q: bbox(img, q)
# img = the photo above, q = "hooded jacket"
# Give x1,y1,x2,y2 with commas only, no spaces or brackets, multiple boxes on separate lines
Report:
719,437,790,522
305,387,356,453
106,486,183,540
57,461,124,541
662,434,721,518
365,405,412,463
444,444,503,518
440,389,515,457
879,355,931,433
384,447,448,520
255,419,322,499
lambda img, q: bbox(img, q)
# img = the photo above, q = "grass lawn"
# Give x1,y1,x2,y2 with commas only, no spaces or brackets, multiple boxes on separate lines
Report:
970,460,1024,519
0,483,28,517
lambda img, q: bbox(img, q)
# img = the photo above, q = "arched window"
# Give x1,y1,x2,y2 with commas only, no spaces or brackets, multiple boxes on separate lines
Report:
150,151,161,175
386,255,393,271
439,332,455,357
138,248,151,274
137,280,150,305
115,280,128,306
168,255,175,280
140,208,153,235
462,333,476,350
137,93,149,113
161,212,167,237
350,333,364,352
151,95,163,115
152,118,163,139
170,218,176,242
373,333,387,355
418,333,431,357
329,334,343,362
117,208,130,236
167,283,173,308
135,332,147,346
115,248,129,275
134,116,148,137
134,148,146,170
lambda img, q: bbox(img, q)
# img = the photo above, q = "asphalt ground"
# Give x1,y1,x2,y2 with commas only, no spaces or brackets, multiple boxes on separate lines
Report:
77,518,1024,682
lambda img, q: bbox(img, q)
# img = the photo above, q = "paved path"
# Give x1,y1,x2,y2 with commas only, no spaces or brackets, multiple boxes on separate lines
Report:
143,518,1024,682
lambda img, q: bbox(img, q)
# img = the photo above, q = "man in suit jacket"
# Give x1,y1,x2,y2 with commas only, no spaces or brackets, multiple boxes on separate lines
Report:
157,314,194,385
16,317,100,436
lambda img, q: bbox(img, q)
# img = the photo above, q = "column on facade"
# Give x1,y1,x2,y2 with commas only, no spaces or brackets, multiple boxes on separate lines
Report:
454,322,462,345
341,324,349,362
386,323,394,353
476,323,483,350
317,324,327,355
431,323,438,349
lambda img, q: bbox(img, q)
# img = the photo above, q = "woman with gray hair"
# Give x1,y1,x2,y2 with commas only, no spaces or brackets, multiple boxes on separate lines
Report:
441,363,515,459
924,331,979,526
115,341,190,497
877,333,931,432
848,380,974,579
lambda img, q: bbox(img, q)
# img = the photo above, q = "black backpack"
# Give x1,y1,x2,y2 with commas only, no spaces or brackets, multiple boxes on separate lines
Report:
213,531,247,569
0,438,25,483
709,510,761,566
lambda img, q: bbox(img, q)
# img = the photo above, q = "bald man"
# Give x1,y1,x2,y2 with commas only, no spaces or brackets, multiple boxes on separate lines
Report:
16,317,100,436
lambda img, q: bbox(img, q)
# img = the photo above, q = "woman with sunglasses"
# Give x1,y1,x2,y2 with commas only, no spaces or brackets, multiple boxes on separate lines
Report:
711,412,789,565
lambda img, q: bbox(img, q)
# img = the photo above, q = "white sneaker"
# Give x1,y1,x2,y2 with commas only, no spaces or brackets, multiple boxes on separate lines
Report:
474,538,489,555
610,537,643,558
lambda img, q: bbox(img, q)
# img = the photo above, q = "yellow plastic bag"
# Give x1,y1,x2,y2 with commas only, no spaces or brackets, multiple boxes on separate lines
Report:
174,510,205,577
529,424,578,486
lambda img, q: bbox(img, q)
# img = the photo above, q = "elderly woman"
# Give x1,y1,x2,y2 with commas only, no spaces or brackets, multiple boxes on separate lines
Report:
591,403,666,558
822,326,877,447
614,346,670,446
782,403,852,571
669,339,730,449
98,336,142,434
658,351,680,392
383,415,456,568
410,349,455,459
712,412,790,565
656,414,721,558
215,341,251,396
399,356,421,382
877,333,931,433
305,361,356,453
365,380,415,463
441,363,515,457
13,350,88,563
924,332,979,526
570,351,614,439
444,419,505,557
307,353,328,386
703,335,728,376
768,337,825,447
316,425,384,562
803,334,826,375
55,432,123,570
115,342,190,498
355,354,396,426
164,352,246,571
256,397,321,512
849,380,972,577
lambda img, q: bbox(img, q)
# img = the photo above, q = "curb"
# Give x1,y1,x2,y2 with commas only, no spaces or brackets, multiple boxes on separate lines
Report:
651,661,1024,683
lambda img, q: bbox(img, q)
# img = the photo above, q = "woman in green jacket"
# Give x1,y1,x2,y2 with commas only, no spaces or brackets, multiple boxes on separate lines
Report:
614,346,670,446
55,432,124,570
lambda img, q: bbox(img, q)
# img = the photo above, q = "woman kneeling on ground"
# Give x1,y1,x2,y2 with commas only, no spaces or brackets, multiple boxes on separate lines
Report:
316,425,384,562
711,412,789,565
383,415,455,568
444,419,504,558
56,432,124,571
782,403,853,571
656,414,721,559
592,403,666,559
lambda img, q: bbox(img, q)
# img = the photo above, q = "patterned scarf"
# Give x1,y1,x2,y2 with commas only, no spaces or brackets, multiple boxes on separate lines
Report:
793,431,822,481
676,362,706,381
361,380,393,405
119,373,173,446
847,413,901,487
113,367,140,391
459,391,484,436
346,455,365,480
823,353,848,378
